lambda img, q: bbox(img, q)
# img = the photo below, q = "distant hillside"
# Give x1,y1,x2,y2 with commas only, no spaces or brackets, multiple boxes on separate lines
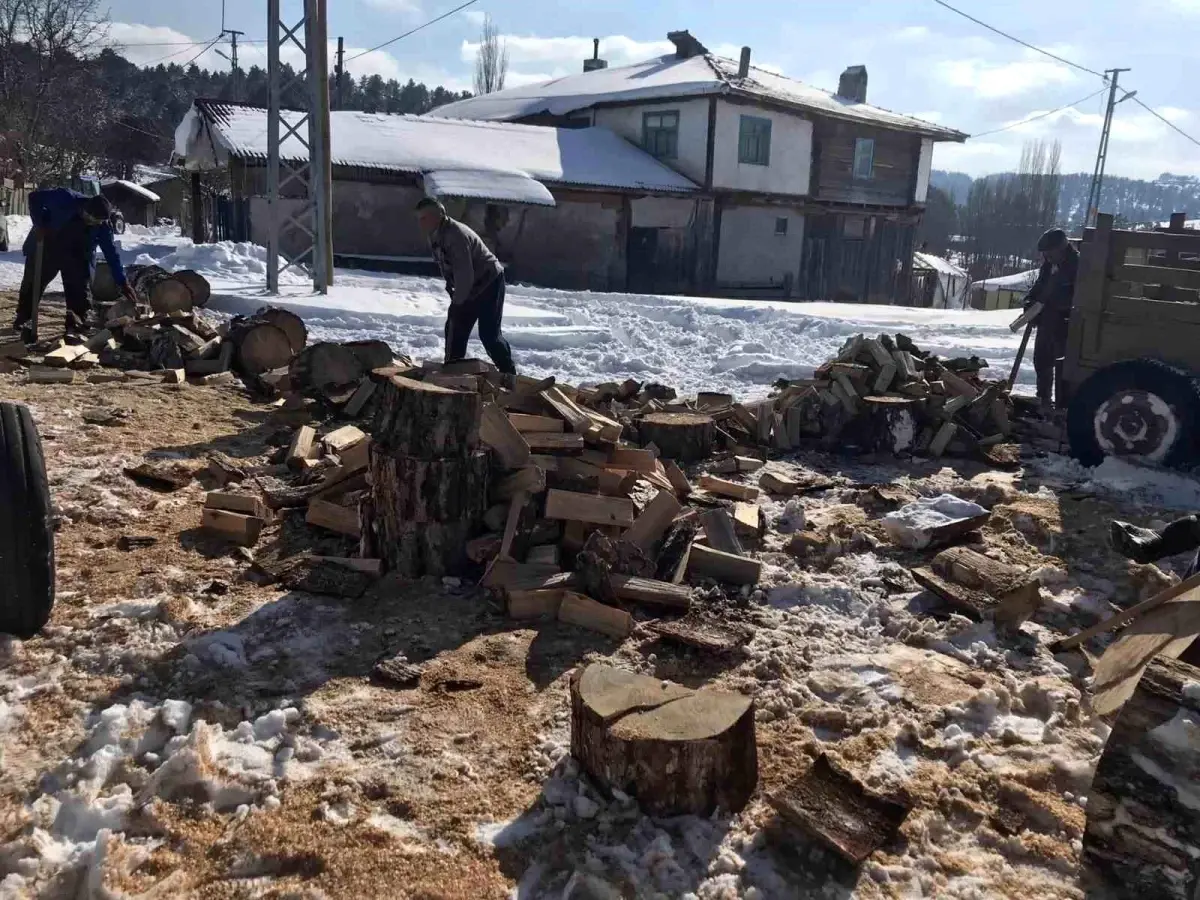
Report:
931,170,1200,228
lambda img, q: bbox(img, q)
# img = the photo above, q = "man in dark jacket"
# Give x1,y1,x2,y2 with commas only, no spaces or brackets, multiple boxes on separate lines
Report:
15,190,134,343
416,197,516,376
1024,228,1079,412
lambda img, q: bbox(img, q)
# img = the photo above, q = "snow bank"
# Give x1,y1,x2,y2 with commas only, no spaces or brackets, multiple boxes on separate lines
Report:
1033,454,1200,512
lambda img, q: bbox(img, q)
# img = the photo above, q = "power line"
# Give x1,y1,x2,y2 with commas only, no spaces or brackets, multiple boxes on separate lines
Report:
139,36,222,67
178,35,224,69
929,0,1107,80
345,0,481,63
1130,96,1200,149
971,87,1109,138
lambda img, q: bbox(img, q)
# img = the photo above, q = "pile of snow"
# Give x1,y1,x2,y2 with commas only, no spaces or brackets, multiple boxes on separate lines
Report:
1033,455,1200,512
882,495,988,549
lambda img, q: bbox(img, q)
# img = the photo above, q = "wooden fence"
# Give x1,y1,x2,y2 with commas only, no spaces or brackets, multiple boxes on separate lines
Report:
1,177,31,217
1064,212,1200,389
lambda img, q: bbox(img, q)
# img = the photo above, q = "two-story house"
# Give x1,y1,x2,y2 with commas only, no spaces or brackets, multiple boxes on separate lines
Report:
431,30,967,303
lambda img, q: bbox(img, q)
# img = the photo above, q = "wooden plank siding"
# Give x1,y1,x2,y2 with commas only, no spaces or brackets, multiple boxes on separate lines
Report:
810,118,921,207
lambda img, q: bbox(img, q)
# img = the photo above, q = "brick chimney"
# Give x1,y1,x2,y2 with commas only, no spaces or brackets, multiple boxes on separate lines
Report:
583,38,608,73
837,65,868,103
738,46,751,78
667,30,709,59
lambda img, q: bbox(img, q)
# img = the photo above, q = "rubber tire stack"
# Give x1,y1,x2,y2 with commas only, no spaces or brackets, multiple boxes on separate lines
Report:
1067,357,1200,468
0,402,55,638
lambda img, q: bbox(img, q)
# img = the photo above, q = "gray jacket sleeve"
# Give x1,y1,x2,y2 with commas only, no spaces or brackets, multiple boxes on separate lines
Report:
443,224,475,307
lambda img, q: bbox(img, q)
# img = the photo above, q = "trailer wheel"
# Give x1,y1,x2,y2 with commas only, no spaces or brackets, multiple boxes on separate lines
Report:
0,402,55,638
1067,358,1200,468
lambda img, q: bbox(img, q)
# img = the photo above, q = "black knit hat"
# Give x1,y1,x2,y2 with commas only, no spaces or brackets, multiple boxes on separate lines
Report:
82,195,113,221
1037,228,1068,252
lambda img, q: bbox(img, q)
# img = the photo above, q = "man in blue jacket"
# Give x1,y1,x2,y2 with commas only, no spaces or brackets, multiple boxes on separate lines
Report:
14,190,135,343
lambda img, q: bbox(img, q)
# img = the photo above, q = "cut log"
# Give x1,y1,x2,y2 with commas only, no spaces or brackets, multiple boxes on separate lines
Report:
306,498,361,537
688,543,761,585
912,567,1034,628
570,663,757,816
769,754,911,865
931,547,1041,626
91,261,121,303
608,447,657,474
525,432,585,452
559,592,634,640
700,508,744,556
322,425,366,455
343,339,394,372
1010,302,1042,333
862,395,918,455
625,490,682,550
509,413,565,434
343,378,377,417
286,425,317,470
205,491,267,520
492,465,546,502
610,575,690,611
759,472,800,496
698,474,760,502
228,318,293,375
200,507,263,546
508,588,565,620
1083,657,1200,900
206,453,247,486
369,448,489,524
128,265,191,315
663,459,692,496
371,375,481,458
171,269,211,307
545,489,635,528
637,412,714,463
254,307,307,354
540,386,594,433
289,341,366,398
480,402,532,469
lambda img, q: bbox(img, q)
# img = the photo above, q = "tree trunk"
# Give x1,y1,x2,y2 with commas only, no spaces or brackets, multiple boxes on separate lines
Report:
368,447,488,524
1083,656,1200,900
256,307,308,354
371,375,482,458
228,319,294,375
638,412,714,462
371,519,478,579
570,663,757,816
859,396,918,455
172,269,212,308
289,341,365,400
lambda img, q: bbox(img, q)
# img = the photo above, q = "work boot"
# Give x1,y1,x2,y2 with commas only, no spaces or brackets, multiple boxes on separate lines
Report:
19,324,36,345
1110,516,1200,565
64,314,87,345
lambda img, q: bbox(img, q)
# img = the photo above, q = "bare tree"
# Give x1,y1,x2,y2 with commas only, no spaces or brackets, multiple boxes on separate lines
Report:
0,0,112,184
472,14,508,95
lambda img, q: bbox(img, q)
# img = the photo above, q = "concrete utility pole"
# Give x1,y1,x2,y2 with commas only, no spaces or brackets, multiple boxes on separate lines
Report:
265,0,333,294
1085,68,1133,228
335,37,345,110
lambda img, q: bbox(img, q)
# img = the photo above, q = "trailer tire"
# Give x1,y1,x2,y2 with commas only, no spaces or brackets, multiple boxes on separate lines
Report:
1067,358,1200,469
0,402,55,638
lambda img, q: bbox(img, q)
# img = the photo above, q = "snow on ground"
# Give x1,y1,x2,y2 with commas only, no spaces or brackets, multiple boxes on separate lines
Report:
0,217,1034,398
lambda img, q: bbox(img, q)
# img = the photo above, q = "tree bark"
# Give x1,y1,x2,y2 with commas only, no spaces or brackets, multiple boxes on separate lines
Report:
371,375,481,458
638,412,715,462
1083,656,1200,900
860,396,918,455
368,447,488,524
570,663,757,816
228,319,294,375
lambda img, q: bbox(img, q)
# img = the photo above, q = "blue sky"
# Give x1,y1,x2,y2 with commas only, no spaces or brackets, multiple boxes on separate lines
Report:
104,0,1200,180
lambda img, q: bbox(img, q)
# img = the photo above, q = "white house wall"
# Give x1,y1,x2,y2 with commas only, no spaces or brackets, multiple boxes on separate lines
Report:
711,100,812,196
592,99,710,186
716,204,805,288
915,138,933,204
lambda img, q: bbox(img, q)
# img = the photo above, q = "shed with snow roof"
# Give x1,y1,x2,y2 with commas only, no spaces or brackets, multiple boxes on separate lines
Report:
100,179,160,227
431,29,967,305
912,252,969,309
969,268,1040,311
174,99,713,294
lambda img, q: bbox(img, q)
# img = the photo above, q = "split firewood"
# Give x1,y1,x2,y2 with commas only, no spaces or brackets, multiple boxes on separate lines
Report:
286,425,317,470
201,507,263,546
322,425,367,455
698,474,760,502
732,503,762,542
526,544,560,566
42,343,90,368
508,412,565,433
306,498,361,537
507,588,565,620
610,575,690,610
343,378,377,417
205,490,268,520
492,465,545,502
525,432,585,452
700,508,744,556
480,402,532,469
663,459,692,495
656,520,696,584
545,489,635,528
688,543,761,585
608,446,657,473
624,490,683,550
558,592,633,640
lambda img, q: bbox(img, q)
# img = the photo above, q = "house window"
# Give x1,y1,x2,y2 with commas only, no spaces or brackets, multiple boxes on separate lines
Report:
774,217,788,236
642,111,679,160
738,115,772,166
853,138,875,179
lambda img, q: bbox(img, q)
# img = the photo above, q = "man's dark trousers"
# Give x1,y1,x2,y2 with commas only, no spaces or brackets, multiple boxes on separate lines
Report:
16,221,93,329
444,272,516,375
1032,312,1069,405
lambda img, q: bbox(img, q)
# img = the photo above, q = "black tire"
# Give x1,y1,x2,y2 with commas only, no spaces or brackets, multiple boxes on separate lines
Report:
0,402,55,638
1067,358,1200,469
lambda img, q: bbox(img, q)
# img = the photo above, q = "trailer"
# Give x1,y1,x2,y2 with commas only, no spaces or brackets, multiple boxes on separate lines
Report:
1063,212,1200,467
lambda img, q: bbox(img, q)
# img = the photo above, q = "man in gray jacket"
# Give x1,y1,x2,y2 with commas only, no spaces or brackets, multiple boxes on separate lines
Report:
416,197,516,376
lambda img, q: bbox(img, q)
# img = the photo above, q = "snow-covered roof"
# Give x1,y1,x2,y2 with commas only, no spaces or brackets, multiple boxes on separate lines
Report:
972,268,1039,291
132,164,178,186
429,53,965,142
913,252,967,279
102,179,161,202
175,101,699,204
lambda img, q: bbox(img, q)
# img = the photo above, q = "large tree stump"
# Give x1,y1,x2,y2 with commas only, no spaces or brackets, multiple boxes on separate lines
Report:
289,341,363,399
368,447,488,523
256,307,308,354
569,663,757,816
371,375,481,457
172,269,211,308
1083,656,1200,900
638,412,714,462
228,317,294,375
859,395,918,455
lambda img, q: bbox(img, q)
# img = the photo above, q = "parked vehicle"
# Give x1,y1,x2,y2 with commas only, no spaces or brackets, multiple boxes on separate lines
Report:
0,402,55,638
110,208,126,234
1063,213,1200,467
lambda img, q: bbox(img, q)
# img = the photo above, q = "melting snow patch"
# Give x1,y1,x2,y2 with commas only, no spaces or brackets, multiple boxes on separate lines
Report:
882,495,987,549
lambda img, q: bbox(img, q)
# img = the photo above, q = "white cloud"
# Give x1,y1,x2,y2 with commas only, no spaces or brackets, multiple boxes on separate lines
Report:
936,55,1076,99
893,25,930,42
461,9,488,26
360,0,421,11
